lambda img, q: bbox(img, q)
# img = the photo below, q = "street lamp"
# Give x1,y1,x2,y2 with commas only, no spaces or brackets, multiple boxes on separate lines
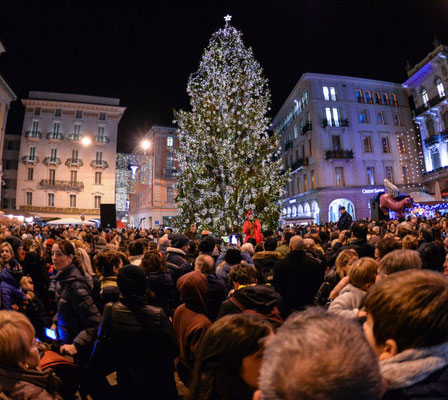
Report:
141,139,150,155
81,136,92,146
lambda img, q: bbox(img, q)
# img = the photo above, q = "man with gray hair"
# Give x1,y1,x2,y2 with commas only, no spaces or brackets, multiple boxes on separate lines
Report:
255,308,382,400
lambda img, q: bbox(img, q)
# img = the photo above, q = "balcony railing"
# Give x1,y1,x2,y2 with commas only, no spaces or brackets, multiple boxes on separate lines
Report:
22,155,39,165
415,93,448,116
20,205,100,215
325,150,354,159
95,135,110,144
164,168,177,177
322,119,349,128
46,132,64,141
424,135,440,148
301,122,312,135
90,160,109,169
65,158,84,168
25,131,42,140
68,133,83,141
38,179,84,192
43,157,61,166
284,141,293,151
291,157,309,171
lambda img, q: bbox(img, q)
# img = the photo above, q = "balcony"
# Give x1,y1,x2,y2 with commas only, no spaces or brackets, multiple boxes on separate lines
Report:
90,160,109,169
95,135,110,144
25,131,42,141
65,158,84,168
284,141,293,151
38,179,84,192
301,122,312,135
415,93,448,116
20,205,100,215
325,150,354,159
424,135,440,148
68,133,83,141
322,119,349,128
291,157,309,172
21,155,39,165
43,157,61,166
46,132,64,142
163,168,177,177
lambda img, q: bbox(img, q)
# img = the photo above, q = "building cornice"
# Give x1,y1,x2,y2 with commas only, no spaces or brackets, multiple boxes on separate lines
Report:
22,98,126,114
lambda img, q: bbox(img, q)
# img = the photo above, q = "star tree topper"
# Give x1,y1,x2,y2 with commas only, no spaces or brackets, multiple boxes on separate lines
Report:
224,14,232,26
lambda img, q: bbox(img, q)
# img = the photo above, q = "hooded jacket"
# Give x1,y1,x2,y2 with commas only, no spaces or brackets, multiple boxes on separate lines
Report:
328,283,366,319
253,251,282,284
0,268,26,310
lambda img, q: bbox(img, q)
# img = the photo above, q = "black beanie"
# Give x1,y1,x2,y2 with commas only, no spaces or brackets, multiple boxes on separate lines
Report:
264,237,278,251
117,264,147,298
224,248,243,265
198,236,215,253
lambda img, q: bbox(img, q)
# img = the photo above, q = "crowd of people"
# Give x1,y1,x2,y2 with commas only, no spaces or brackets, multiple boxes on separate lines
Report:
0,213,447,399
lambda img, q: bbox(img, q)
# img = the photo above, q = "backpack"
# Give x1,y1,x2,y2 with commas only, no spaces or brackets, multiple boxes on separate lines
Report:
229,296,283,329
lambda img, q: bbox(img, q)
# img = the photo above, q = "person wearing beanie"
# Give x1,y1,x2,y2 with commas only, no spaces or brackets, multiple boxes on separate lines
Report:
5,236,24,263
216,248,245,286
1,257,26,310
91,264,178,399
166,233,192,285
198,236,216,257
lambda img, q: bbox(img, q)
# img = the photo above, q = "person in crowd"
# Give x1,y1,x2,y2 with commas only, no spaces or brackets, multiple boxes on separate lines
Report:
194,254,226,322
198,236,216,258
0,311,63,399
243,211,263,244
0,241,17,271
376,249,422,282
1,246,27,310
173,270,211,385
20,276,47,340
252,237,282,284
241,242,254,257
314,248,358,306
375,236,401,260
402,234,418,250
189,314,273,400
216,248,246,286
184,223,199,241
186,240,198,265
94,237,108,253
94,251,122,306
91,265,178,399
273,235,323,316
255,308,382,400
166,233,192,284
127,239,145,266
364,269,448,399
418,223,445,272
217,263,283,328
75,247,94,276
337,206,353,231
328,257,378,319
275,228,294,258
6,235,25,264
51,240,101,363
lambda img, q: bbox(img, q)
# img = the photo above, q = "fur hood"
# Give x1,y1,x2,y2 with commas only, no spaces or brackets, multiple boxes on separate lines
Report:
253,251,282,261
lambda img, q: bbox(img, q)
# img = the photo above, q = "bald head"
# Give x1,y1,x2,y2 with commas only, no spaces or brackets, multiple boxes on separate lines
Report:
290,235,304,251
195,254,215,274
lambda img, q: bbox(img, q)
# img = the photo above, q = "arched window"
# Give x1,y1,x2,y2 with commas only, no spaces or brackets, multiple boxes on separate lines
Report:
328,199,356,223
297,204,304,215
426,119,436,137
292,205,297,217
436,78,446,98
421,87,429,107
304,202,311,215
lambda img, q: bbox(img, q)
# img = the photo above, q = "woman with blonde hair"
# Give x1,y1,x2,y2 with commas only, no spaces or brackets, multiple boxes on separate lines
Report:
313,248,358,306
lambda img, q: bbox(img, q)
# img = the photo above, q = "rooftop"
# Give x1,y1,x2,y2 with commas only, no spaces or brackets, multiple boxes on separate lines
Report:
28,91,121,106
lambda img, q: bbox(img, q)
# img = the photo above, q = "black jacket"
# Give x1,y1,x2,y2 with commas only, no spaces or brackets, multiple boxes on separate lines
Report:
205,273,226,321
253,251,282,284
94,300,178,399
218,284,282,319
54,265,101,354
337,211,352,231
22,251,50,303
274,250,323,315
313,267,341,306
147,271,174,311
418,241,445,272
166,247,193,285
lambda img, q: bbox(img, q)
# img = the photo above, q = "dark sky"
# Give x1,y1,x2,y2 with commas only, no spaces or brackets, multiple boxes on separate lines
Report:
1,0,448,152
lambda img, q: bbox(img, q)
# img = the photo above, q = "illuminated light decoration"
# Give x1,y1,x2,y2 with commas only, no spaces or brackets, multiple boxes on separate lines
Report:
81,136,92,146
130,165,138,178
362,188,384,194
173,18,289,235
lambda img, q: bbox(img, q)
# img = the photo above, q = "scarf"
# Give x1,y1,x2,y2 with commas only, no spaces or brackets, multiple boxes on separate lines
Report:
380,342,448,389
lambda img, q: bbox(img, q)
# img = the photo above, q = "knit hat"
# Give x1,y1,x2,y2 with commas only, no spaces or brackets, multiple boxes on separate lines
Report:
117,264,146,298
224,248,243,265
169,233,189,249
6,258,23,282
5,236,23,258
198,236,215,253
264,237,278,251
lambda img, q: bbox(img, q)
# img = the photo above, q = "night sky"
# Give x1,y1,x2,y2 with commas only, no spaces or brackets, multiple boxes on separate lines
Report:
1,0,447,152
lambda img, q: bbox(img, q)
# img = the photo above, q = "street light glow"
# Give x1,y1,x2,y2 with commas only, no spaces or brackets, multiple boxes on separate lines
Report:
141,140,150,150
81,136,92,146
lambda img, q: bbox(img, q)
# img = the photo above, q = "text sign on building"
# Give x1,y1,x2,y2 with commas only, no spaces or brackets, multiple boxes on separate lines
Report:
362,188,385,195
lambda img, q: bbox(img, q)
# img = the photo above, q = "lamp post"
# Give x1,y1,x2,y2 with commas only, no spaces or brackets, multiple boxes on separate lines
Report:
141,139,150,155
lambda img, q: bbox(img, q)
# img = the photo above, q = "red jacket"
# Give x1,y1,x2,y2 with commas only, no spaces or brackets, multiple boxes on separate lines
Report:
243,219,262,243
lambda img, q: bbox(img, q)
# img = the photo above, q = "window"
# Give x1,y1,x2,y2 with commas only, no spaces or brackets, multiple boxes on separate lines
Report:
98,126,105,139
335,167,345,186
398,137,406,153
374,91,381,104
48,193,55,207
385,166,394,183
426,119,436,136
323,86,330,100
356,89,364,103
382,137,390,153
96,151,102,161
377,111,385,125
304,175,308,191
166,156,174,171
422,88,429,107
72,149,79,160
74,123,81,136
367,167,375,185
167,136,174,147
75,110,83,119
390,93,398,106
359,110,368,124
437,78,445,98
332,135,341,151
323,86,337,101
29,147,36,159
311,170,316,188
27,168,34,181
302,91,308,106
70,195,76,208
402,166,409,184
293,125,298,139
4,179,16,190
52,121,60,134
95,172,102,185
325,107,340,126
382,92,389,106
166,187,174,203
26,192,32,206
329,87,337,101
50,148,57,161
71,170,77,183
4,159,18,170
309,139,313,156
363,136,373,153
431,148,441,169
94,195,101,209
34,107,41,116
55,109,62,117
49,169,56,184
365,90,372,104
31,120,39,134
393,112,401,126
297,177,302,193
99,112,106,121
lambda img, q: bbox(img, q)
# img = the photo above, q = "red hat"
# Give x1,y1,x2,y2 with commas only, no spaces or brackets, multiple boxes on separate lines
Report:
46,239,55,247
246,211,253,217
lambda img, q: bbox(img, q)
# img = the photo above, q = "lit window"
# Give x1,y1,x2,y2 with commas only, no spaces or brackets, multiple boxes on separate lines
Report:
167,136,174,147
390,93,398,106
374,91,381,104
330,87,337,101
365,91,372,104
356,90,364,103
304,175,308,191
323,86,330,101
363,136,372,153
367,167,375,185
359,110,367,124
385,166,393,183
382,137,390,153
293,125,298,139
297,177,302,193
309,139,313,156
311,170,316,188
422,88,429,107
393,112,401,126
436,78,445,98
335,167,345,186
382,93,389,106
377,112,385,125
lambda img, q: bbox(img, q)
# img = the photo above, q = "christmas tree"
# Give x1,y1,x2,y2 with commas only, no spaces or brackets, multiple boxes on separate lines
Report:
174,16,289,235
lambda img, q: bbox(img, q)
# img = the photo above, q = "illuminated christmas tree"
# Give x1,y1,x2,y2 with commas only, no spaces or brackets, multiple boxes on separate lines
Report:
174,16,288,235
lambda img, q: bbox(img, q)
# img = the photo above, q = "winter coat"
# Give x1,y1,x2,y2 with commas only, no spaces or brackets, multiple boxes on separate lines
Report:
173,271,211,385
218,284,282,319
276,243,290,259
147,271,174,311
0,268,26,310
216,250,254,267
0,365,62,400
381,342,448,400
54,265,101,355
99,276,120,306
22,251,50,303
328,283,366,319
313,267,341,306
253,251,282,284
205,273,226,321
274,250,324,315
418,241,445,272
242,219,263,243
337,211,353,231
166,247,193,284
93,299,178,399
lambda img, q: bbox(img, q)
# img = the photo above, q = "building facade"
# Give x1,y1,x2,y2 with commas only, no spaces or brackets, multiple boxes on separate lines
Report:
0,40,17,201
273,73,422,225
1,134,20,210
403,42,448,197
129,125,178,228
16,92,125,220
